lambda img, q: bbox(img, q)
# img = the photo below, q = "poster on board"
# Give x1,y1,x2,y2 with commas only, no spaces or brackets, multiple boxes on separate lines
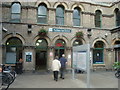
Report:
76,51,87,71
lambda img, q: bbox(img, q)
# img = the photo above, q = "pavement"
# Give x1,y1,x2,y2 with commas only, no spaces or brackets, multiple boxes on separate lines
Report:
1,70,119,89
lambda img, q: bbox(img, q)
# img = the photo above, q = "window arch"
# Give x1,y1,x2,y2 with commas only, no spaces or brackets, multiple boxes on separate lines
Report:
37,4,47,24
6,37,23,64
93,41,105,64
73,7,81,26
95,10,102,28
11,3,21,22
56,5,64,25
115,8,120,27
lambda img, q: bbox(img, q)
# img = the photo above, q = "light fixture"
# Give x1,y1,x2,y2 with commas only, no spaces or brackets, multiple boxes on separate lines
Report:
105,33,108,37
87,29,92,37
2,27,8,32
28,24,32,33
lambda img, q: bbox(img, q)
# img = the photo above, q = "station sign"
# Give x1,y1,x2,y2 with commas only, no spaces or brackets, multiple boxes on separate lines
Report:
49,28,71,33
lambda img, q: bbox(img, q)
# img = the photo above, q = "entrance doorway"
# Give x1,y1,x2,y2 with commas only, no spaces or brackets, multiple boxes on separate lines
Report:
55,39,66,59
35,38,48,70
55,48,64,59
36,50,47,70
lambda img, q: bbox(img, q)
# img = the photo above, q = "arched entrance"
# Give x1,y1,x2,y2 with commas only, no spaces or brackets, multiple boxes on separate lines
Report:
93,41,105,64
35,38,48,70
5,37,23,64
55,39,66,58
114,41,120,62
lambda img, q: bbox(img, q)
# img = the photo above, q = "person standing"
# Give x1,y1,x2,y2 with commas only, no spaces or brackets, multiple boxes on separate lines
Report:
59,54,67,79
52,56,61,81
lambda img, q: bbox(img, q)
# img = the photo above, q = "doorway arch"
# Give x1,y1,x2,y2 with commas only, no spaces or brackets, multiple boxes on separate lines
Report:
5,37,23,64
35,38,48,70
55,39,66,58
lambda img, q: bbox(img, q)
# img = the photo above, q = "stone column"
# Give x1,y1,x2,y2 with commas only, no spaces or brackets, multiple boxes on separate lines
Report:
65,47,72,69
48,8,56,25
47,46,54,71
23,46,35,71
105,48,113,70
65,10,73,26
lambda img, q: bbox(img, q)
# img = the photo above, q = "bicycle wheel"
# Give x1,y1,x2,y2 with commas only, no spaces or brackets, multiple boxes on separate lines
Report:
2,73,14,85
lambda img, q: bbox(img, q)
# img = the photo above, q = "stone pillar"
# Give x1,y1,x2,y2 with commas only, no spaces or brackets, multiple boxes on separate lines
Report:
47,46,54,71
65,10,73,26
105,48,113,70
23,47,35,71
65,47,72,69
48,8,55,25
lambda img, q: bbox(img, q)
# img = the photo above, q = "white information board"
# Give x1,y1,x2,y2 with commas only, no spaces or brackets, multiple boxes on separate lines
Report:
72,44,90,88
77,51,87,70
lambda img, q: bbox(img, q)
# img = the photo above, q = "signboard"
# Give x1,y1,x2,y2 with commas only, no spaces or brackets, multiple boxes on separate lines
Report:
49,28,71,33
25,52,32,62
72,44,90,88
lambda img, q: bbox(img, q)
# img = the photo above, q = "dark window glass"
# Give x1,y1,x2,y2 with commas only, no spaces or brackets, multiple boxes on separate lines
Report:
56,6,64,25
38,4,47,24
11,3,21,22
93,41,104,64
73,8,80,26
95,10,102,28
115,9,120,26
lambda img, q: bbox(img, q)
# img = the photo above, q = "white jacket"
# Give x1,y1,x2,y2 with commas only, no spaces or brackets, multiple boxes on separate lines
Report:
52,59,61,71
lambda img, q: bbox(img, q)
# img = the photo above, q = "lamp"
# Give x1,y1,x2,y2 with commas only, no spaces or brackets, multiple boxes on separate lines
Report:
2,27,8,32
87,29,92,37
28,24,32,33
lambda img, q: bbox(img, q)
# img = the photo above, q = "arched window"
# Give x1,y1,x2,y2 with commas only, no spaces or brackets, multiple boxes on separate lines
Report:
114,41,120,62
73,40,82,46
11,3,21,22
95,10,102,28
56,5,64,25
6,37,23,64
115,8,120,26
38,4,47,24
93,41,105,64
73,7,80,26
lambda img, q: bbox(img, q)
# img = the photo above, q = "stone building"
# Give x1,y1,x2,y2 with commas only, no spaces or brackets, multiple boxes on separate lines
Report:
1,0,120,71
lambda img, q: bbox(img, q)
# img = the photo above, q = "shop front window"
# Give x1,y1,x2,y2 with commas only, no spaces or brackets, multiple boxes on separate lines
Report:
93,41,104,64
114,41,120,62
6,37,22,64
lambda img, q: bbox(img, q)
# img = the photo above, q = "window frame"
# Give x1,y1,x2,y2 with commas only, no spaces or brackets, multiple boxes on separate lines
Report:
95,10,102,28
56,5,64,25
37,4,47,24
73,7,81,26
11,2,21,22
115,9,120,27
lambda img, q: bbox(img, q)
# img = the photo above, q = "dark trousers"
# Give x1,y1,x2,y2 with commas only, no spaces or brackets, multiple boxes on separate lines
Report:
53,71,59,80
60,67,65,78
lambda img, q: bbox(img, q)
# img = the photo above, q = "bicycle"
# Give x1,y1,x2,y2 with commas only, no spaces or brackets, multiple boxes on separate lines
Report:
0,64,17,90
